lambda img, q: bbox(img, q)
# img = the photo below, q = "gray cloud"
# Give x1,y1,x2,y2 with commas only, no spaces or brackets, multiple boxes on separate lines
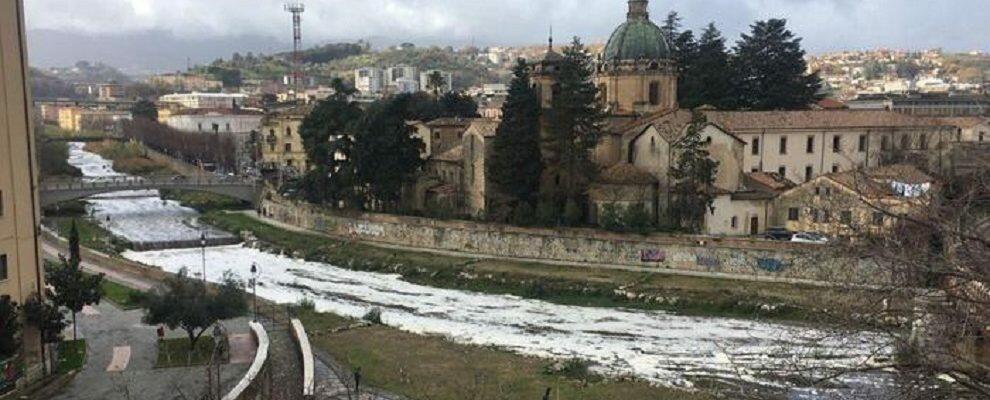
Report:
22,0,990,71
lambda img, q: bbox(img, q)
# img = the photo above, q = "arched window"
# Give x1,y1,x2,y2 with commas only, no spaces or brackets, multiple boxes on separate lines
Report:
286,126,293,136
648,82,660,105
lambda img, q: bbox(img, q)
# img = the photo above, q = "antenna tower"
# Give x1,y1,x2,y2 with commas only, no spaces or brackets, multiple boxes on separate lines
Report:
284,3,305,91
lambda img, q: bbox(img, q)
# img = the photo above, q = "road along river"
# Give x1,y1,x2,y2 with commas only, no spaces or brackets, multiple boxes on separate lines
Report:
67,142,894,397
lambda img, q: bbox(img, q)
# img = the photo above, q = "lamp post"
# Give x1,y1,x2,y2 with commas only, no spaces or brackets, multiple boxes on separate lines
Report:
251,262,258,322
200,232,207,283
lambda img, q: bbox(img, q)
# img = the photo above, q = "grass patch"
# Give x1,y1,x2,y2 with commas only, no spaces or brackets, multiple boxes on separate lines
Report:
204,212,871,324
298,310,709,400
42,125,115,142
57,340,86,373
160,189,250,213
44,216,131,255
101,279,143,310
83,140,174,176
155,337,217,368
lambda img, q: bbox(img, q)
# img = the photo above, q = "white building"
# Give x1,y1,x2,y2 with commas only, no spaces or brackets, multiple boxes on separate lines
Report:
355,67,385,94
159,92,250,109
390,78,420,94
386,65,419,85
164,108,264,134
419,70,453,93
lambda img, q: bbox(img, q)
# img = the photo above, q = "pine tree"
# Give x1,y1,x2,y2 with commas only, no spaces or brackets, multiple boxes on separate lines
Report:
543,37,604,225
732,19,823,110
670,112,719,233
488,60,543,220
299,78,363,205
47,244,104,341
660,11,682,48
681,23,734,109
352,100,425,212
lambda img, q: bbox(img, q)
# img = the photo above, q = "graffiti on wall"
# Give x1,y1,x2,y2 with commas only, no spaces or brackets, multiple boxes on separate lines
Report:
349,222,385,237
756,257,787,273
640,249,666,263
696,253,723,270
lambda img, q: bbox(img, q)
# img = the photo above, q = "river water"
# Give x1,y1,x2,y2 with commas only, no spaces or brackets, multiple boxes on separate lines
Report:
66,142,895,398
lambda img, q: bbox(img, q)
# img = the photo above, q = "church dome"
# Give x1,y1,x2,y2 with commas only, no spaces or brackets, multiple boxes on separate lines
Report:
603,0,671,61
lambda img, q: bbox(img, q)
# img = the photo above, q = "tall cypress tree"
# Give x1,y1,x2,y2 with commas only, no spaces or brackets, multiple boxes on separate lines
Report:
681,23,733,109
660,11,682,48
670,112,720,233
352,99,425,212
488,60,543,221
544,37,604,225
732,19,823,110
299,78,363,205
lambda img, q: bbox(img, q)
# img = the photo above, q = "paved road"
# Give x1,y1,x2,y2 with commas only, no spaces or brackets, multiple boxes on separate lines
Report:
50,301,252,400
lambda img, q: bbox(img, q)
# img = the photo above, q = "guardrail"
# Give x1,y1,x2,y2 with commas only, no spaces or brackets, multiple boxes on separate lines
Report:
289,319,316,398
222,321,270,400
40,175,257,190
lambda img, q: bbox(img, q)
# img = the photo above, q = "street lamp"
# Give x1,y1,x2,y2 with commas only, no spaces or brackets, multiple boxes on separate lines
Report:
200,232,207,283
250,262,259,322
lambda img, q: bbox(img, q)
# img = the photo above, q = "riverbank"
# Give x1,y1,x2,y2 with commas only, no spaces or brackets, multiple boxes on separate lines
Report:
204,211,875,325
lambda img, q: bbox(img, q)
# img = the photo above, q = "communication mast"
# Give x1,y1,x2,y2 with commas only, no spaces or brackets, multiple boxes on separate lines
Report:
284,3,305,91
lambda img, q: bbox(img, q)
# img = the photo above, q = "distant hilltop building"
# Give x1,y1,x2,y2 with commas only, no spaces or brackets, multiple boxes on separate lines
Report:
159,92,249,110
353,65,455,96
355,67,385,94
148,72,224,92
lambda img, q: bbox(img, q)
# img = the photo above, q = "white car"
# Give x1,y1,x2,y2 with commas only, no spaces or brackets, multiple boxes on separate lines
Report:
790,232,829,244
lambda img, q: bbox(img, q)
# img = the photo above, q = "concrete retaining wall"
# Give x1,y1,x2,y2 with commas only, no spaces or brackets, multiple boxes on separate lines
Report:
222,321,269,400
143,146,212,177
289,319,315,398
260,195,884,284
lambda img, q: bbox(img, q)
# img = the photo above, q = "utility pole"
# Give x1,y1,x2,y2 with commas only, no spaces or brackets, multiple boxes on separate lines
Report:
284,3,305,92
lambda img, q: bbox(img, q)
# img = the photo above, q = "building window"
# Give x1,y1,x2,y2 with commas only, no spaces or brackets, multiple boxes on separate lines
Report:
825,187,832,196
981,132,986,142
919,133,928,150
859,135,867,152
650,136,656,151
779,137,787,155
284,143,292,152
270,128,275,137
0,254,7,281
823,210,832,222
872,212,885,226
815,187,821,196
752,137,760,155
226,123,231,132
778,166,786,177
788,208,800,221
900,135,910,149
269,143,276,152
812,209,821,223
833,135,842,153
832,164,840,173
198,123,203,132
649,82,660,105
731,216,738,229
286,126,293,136
0,190,3,217
881,136,890,151
840,211,852,224
806,136,815,153
751,167,760,173
805,166,813,182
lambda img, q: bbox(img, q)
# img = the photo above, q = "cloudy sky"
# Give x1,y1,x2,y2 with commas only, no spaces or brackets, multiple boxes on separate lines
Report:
23,0,990,73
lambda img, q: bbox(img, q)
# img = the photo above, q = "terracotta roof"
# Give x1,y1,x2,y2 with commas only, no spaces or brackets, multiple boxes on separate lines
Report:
465,119,500,138
433,144,463,162
426,117,473,127
745,172,796,193
171,108,264,116
867,164,934,185
825,171,895,199
703,110,947,131
598,163,657,185
938,117,988,129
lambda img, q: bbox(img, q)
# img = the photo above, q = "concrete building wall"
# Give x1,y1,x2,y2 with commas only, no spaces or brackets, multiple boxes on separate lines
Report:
0,0,44,376
260,114,308,174
165,114,262,134
706,196,770,237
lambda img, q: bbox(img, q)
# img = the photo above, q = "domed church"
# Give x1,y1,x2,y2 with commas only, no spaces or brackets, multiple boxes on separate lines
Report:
597,0,678,116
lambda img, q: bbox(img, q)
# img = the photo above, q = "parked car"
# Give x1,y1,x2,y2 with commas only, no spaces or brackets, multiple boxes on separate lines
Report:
790,232,829,244
764,228,795,241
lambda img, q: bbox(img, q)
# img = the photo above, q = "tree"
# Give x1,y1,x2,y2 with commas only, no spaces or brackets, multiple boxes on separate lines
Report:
23,294,67,345
487,60,544,220
0,296,18,359
299,78,363,205
46,220,104,341
669,112,719,233
426,70,446,97
352,99,425,211
660,11,682,49
130,99,158,121
542,37,604,225
732,19,823,110
680,23,734,109
140,269,247,351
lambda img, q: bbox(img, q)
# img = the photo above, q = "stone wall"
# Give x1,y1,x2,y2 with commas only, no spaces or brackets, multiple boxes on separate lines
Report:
260,195,883,284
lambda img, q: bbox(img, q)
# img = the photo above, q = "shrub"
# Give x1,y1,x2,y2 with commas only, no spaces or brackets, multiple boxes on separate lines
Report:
362,307,383,324
297,297,316,312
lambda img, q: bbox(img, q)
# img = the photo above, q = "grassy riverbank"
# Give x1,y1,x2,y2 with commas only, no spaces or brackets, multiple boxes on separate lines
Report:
83,140,173,176
204,211,872,324
44,216,131,255
297,309,712,400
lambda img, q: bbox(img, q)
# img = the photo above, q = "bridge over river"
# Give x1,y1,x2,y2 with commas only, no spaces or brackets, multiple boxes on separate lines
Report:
40,175,261,207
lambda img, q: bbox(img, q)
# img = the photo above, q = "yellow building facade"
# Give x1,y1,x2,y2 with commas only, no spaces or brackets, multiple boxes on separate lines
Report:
1,0,46,380
260,106,311,176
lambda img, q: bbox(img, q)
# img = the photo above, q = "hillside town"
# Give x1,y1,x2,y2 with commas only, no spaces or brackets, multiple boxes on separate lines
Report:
2,1,989,400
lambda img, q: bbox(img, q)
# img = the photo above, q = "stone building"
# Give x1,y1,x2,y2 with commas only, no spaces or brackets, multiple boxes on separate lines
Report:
164,108,264,174
56,107,131,133
0,0,46,382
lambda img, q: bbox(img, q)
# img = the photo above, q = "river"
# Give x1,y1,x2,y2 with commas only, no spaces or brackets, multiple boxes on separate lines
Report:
66,142,895,398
